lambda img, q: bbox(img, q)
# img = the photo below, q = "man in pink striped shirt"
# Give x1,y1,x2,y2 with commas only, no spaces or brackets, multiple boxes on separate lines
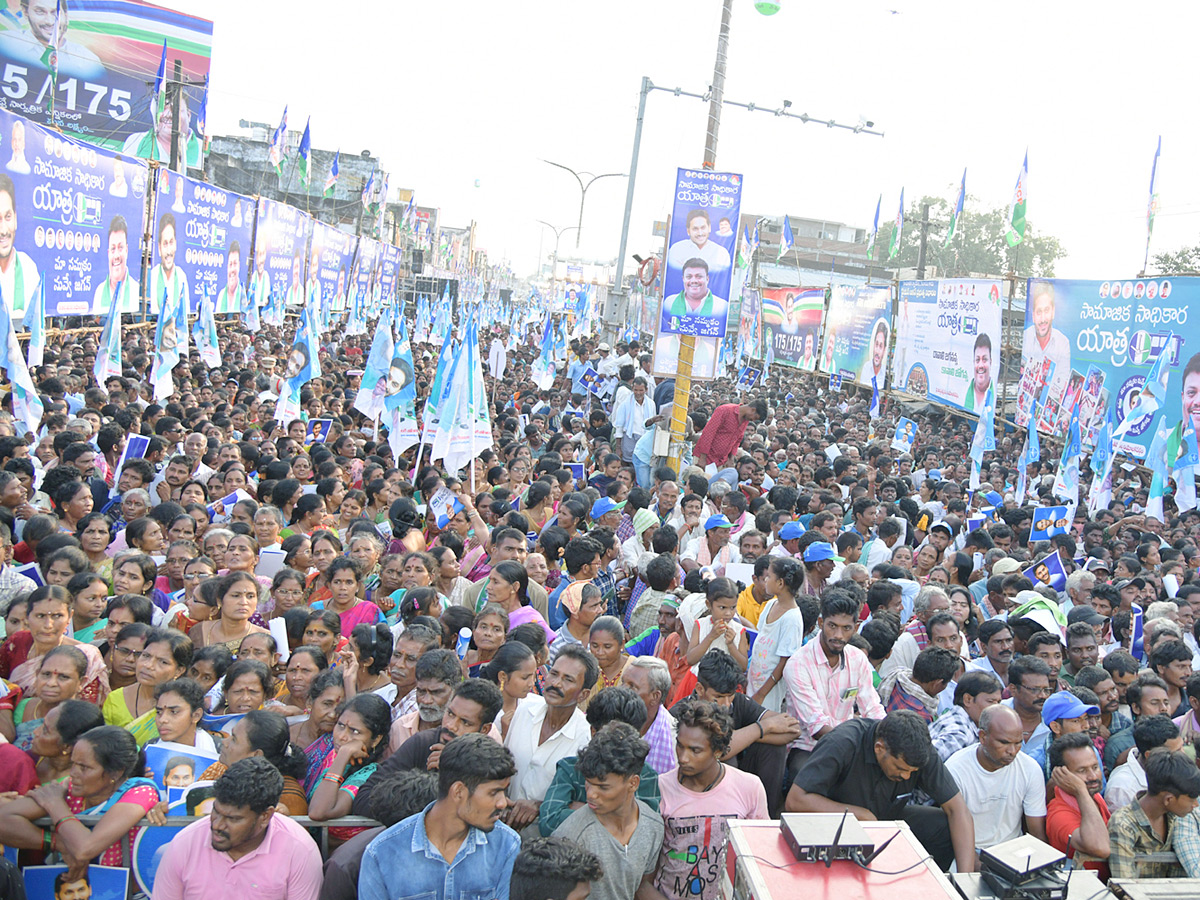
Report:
783,589,885,770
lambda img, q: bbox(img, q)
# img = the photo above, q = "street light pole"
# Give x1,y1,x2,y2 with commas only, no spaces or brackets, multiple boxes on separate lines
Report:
543,160,625,249
536,220,578,305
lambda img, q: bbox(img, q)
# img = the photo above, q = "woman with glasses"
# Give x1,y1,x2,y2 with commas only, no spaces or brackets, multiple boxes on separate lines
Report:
102,628,191,745
268,568,307,619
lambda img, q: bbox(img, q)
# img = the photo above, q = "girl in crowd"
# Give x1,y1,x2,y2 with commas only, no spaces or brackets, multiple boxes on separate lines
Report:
112,551,169,611
102,628,192,745
0,646,86,751
190,571,269,653
187,645,232,696
747,558,806,712
343,623,393,697
479,640,537,740
2,586,108,703
586,616,631,709
305,530,344,606
42,547,90,588
465,603,509,677
150,678,215,752
0,726,160,866
318,557,384,633
68,572,110,643
307,693,391,829
685,577,749,672
302,609,344,658
278,647,329,716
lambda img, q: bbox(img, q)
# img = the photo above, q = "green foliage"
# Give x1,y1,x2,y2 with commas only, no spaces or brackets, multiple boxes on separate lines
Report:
1151,243,1200,275
873,194,1065,279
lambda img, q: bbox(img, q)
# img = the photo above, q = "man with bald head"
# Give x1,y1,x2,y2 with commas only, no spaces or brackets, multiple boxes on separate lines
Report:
945,705,1047,849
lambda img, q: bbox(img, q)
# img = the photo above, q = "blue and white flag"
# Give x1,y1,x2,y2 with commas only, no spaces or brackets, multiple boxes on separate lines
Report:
778,215,794,260
421,333,457,445
22,276,44,369
268,106,288,174
869,375,880,419
150,280,187,402
0,284,41,436
1015,397,1039,507
386,315,419,455
93,285,123,386
945,168,965,246
353,307,394,419
192,291,220,368
1087,408,1115,516
1114,332,1174,441
1146,416,1171,523
866,195,881,260
1052,402,1082,501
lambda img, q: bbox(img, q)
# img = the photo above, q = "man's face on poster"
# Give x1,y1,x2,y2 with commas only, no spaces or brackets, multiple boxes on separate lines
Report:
27,0,64,48
688,215,710,248
108,226,127,285
256,243,266,274
55,877,90,900
159,223,176,274
1184,370,1200,435
10,122,24,158
292,254,302,286
1033,291,1055,341
226,249,240,293
0,188,17,263
337,271,345,299
804,332,813,357
873,326,886,370
386,358,409,395
683,265,708,305
974,344,991,393
161,318,177,353
156,98,189,145
285,347,305,379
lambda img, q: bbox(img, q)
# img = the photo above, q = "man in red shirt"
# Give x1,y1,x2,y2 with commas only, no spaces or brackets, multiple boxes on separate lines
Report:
694,400,768,470
1046,732,1111,881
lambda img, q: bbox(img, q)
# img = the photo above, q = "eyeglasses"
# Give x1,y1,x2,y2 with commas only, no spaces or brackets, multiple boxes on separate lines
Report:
275,588,304,598
113,646,139,658
1018,685,1053,697
182,572,211,581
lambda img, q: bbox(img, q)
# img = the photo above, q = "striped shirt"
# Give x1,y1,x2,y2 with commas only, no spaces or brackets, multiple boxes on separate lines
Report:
783,637,885,752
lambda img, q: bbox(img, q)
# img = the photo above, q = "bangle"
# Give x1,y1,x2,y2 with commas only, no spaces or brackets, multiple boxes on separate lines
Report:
53,814,79,838
321,772,345,785
756,721,765,740
42,828,52,852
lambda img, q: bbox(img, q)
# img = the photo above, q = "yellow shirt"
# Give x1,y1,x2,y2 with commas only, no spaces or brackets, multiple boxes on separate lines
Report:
737,585,768,627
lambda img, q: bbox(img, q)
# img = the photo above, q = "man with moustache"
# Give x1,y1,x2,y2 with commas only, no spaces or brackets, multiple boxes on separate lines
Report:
249,239,271,319
147,211,189,317
91,216,138,314
358,734,521,900
1046,732,1112,879
216,241,245,316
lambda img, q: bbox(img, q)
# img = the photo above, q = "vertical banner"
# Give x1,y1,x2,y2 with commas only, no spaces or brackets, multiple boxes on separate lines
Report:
151,170,254,315
820,283,892,386
251,197,313,309
735,287,762,361
1020,277,1200,459
652,167,743,380
761,287,825,369
0,2,213,152
378,243,402,300
892,279,1003,411
0,107,149,315
309,220,356,312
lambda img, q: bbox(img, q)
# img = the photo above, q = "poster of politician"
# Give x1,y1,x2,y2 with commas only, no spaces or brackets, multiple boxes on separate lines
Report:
0,2,212,154
762,288,825,369
309,220,356,313
892,279,1003,413
820,283,892,387
0,106,149,315
149,171,254,316
1020,277,1200,459
251,197,313,310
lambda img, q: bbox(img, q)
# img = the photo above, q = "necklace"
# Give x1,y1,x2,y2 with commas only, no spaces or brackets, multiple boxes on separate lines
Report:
690,762,724,793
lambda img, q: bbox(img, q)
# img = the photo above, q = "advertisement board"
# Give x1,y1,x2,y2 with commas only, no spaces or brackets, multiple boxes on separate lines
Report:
762,287,824,369
309,219,355,312
893,279,1004,412
252,196,312,308
820,283,892,387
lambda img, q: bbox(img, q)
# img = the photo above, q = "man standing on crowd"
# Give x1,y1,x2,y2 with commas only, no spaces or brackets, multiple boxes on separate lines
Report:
694,400,768,470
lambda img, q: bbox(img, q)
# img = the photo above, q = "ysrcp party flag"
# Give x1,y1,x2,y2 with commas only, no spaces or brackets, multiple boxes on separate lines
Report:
353,307,394,419
945,169,965,247
0,283,40,435
93,290,122,386
385,316,419,454
888,189,904,261
150,280,187,402
269,106,288,173
22,275,44,368
192,291,220,368
1005,151,1028,248
866,195,880,260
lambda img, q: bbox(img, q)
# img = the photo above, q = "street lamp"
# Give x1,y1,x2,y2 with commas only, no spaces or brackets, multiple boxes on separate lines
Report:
543,160,625,248
536,219,579,297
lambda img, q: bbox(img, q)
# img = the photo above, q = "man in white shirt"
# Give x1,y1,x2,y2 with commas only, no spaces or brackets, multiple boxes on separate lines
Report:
1022,281,1072,404
666,208,731,275
1105,715,1184,812
612,377,657,464
504,644,595,834
945,705,1047,849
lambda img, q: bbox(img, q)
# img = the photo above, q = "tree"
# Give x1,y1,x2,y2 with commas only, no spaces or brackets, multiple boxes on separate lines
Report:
872,194,1066,279
1151,243,1200,275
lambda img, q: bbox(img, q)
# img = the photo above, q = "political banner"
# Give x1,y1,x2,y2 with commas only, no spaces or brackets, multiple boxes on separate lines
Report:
149,170,253,315
309,219,355,312
893,279,1004,413
353,236,381,308
734,286,762,361
0,106,148,315
891,417,917,454
653,168,742,381
1020,277,1200,459
1029,504,1070,542
0,2,212,153
736,365,761,390
820,283,892,387
378,243,402,299
251,196,312,309
762,287,824,369
24,865,129,900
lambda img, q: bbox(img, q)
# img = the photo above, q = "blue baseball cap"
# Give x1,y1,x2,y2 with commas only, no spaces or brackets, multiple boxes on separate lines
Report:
1041,690,1099,726
590,497,619,519
779,521,806,541
803,541,836,563
704,514,733,531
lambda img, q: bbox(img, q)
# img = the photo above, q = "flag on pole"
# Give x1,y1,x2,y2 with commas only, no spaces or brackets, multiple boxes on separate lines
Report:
0,282,41,436
150,281,186,402
192,291,220,368
151,40,167,121
353,307,394,418
324,150,339,197
1005,151,1029,247
23,276,44,369
1113,333,1174,440
297,118,311,187
385,315,420,456
421,333,457,445
1087,408,1115,516
887,189,904,260
195,79,208,148
93,289,122,387
1146,417,1170,524
869,375,880,419
777,216,793,261
361,169,375,209
1144,136,1161,274
945,169,965,246
268,106,288,174
866,195,881,260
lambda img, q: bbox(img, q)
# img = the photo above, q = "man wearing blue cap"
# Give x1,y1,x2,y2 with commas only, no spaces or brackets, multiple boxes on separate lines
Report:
680,514,740,578
590,497,622,531
1027,690,1102,779
801,541,836,597
769,521,804,560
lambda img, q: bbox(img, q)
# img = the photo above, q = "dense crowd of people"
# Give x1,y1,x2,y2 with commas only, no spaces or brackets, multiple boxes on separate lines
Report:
0,312,1196,900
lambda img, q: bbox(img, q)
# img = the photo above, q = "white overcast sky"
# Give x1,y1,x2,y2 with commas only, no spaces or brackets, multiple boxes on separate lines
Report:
172,0,1200,280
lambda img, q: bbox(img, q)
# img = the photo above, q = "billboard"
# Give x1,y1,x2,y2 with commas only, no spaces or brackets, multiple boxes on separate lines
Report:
762,287,824,369
0,1,213,153
1020,277,1200,458
0,105,148,315
353,236,380,310
378,242,402,299
150,169,253,315
252,196,312,308
820,283,892,387
308,219,355,311
893,279,1004,412
652,167,743,380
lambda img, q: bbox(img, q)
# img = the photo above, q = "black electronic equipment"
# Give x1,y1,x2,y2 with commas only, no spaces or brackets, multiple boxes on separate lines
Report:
979,835,1073,900
779,811,875,865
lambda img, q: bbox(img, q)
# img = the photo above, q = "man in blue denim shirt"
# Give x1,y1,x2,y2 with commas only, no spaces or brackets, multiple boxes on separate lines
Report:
358,734,520,900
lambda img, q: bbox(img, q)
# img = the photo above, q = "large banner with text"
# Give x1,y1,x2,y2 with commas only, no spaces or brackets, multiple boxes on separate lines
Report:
762,287,824,369
893,279,1004,413
820,283,892,387
252,197,312,309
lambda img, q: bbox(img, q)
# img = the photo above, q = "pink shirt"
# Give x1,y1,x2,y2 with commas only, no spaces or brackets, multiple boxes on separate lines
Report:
783,636,885,751
150,811,323,900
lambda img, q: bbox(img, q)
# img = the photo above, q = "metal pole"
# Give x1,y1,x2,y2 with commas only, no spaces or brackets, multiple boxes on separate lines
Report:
607,77,651,343
916,202,930,280
667,0,732,474
169,59,182,173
